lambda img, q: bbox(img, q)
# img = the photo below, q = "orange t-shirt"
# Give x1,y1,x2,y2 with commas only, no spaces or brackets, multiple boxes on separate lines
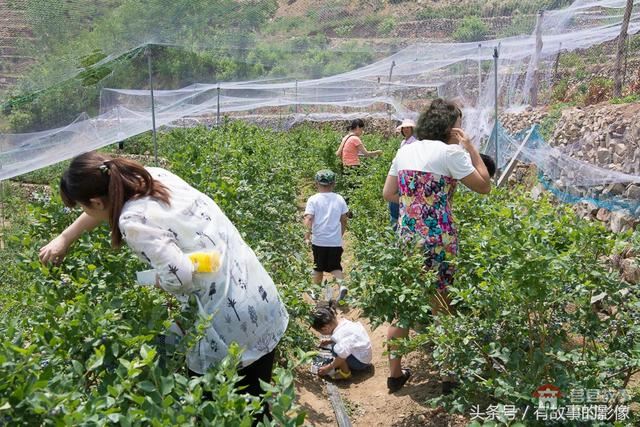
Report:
341,135,363,166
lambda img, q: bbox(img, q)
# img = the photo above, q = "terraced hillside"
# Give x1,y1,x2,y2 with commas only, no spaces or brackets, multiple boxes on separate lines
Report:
0,0,34,96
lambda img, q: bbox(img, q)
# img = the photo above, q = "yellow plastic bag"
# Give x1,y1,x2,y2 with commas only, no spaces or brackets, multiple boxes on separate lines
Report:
188,251,222,273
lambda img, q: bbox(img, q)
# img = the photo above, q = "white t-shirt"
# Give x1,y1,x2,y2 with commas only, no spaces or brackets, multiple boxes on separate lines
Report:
119,167,289,374
331,319,372,364
389,139,475,179
304,192,348,247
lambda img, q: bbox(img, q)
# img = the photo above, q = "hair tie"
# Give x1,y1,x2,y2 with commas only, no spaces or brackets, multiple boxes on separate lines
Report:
98,162,111,175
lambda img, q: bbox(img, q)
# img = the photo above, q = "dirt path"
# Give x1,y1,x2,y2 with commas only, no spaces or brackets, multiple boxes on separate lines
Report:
294,231,468,426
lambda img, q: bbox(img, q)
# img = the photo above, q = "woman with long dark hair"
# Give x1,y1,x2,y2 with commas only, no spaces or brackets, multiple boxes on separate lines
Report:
336,118,382,167
40,152,289,408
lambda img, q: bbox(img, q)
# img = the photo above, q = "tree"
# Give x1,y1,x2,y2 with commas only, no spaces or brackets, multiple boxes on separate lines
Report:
613,0,634,98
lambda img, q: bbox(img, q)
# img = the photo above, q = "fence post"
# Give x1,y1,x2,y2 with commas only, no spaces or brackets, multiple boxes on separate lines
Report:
146,46,158,166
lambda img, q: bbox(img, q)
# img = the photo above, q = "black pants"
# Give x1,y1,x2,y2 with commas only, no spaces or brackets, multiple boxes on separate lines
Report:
236,349,276,397
190,349,276,421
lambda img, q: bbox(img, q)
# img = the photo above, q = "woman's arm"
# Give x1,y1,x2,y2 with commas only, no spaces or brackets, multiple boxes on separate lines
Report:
450,128,491,194
383,175,400,203
357,144,383,158
121,219,195,293
39,213,103,264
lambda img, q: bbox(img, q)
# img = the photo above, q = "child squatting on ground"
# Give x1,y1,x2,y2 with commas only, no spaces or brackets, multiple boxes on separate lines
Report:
304,170,349,301
310,301,373,380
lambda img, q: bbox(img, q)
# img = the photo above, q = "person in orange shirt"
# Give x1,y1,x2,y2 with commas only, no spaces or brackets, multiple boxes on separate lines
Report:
336,119,382,167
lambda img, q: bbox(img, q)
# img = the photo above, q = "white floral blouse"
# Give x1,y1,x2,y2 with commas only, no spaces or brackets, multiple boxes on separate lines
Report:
119,167,289,374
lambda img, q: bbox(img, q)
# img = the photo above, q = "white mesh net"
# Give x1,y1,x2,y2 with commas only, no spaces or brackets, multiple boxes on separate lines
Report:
0,0,639,215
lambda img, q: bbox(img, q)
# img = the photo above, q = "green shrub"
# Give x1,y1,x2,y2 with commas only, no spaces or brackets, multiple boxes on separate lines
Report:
452,16,490,42
499,13,536,37
551,78,570,103
610,93,640,104
378,17,396,36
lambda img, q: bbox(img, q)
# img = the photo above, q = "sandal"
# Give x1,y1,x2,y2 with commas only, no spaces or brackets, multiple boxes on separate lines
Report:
387,368,412,393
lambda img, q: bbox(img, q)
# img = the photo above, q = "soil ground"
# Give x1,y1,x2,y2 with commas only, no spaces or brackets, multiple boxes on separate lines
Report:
293,231,468,426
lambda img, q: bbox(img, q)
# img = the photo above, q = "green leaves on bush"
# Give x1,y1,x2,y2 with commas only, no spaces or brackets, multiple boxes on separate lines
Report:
452,16,490,42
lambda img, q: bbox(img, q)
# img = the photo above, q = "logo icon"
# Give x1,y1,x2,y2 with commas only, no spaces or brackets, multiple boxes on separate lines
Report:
533,384,563,410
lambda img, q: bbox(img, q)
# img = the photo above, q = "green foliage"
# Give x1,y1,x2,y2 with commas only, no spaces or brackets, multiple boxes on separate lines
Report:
334,126,636,419
378,17,396,36
416,0,572,19
452,16,490,43
2,122,359,424
610,93,640,104
538,101,574,140
499,13,536,37
558,52,586,70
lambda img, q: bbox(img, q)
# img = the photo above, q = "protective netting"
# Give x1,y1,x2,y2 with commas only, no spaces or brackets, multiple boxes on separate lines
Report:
0,0,639,217
485,124,640,215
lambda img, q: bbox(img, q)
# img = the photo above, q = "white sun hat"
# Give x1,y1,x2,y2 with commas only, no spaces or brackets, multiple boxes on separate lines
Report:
395,118,416,132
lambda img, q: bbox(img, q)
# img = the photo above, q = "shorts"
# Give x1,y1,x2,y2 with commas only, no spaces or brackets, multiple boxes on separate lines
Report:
330,345,371,371
312,245,343,273
346,354,371,371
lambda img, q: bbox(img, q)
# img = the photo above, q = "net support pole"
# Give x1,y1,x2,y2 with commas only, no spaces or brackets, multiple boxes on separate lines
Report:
387,60,396,129
497,125,535,187
146,47,158,166
623,35,630,87
530,10,544,107
554,42,562,82
493,46,499,167
477,43,482,101
217,85,221,126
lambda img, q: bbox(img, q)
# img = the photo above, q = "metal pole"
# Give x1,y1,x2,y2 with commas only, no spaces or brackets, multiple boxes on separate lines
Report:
387,60,396,91
493,46,499,167
146,47,158,166
387,60,396,128
477,43,482,101
554,42,562,82
217,85,221,126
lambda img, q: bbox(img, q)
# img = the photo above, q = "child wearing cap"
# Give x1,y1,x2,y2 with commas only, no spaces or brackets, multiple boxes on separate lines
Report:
304,170,350,301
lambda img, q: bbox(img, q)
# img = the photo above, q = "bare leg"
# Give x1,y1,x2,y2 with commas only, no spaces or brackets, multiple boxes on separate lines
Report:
330,270,344,281
387,325,409,378
312,271,323,285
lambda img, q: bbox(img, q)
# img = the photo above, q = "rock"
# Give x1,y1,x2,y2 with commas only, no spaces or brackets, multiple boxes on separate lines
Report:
625,184,640,200
574,202,598,219
596,208,611,222
596,148,611,163
609,210,638,233
605,183,627,196
614,143,628,156
621,258,640,284
613,153,624,164
531,184,545,200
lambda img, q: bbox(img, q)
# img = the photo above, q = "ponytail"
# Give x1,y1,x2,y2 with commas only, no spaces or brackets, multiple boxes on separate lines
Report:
60,152,171,247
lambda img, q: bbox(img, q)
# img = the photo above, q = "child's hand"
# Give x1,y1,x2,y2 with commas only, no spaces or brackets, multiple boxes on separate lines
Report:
317,364,333,376
319,339,333,347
